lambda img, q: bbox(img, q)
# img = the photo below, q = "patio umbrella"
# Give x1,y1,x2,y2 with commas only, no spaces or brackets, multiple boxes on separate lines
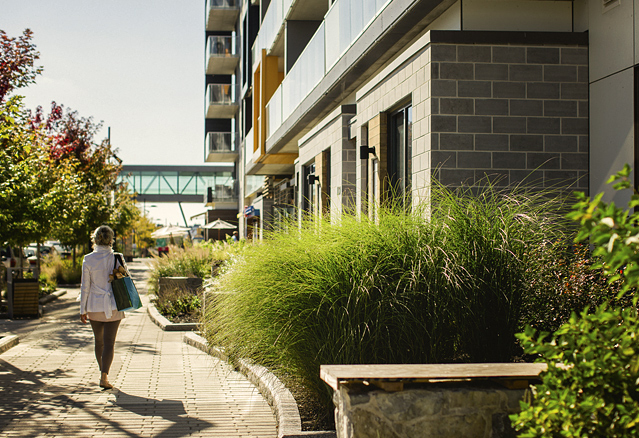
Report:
151,226,191,239
203,218,236,240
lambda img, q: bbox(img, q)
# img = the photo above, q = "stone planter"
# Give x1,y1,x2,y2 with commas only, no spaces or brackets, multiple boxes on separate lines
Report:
158,277,203,297
321,363,545,438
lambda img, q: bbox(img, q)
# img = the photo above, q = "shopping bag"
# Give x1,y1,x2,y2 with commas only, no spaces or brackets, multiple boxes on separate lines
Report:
111,254,142,311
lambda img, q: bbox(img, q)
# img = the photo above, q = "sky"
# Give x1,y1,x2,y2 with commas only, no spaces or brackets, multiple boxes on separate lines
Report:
1,0,211,226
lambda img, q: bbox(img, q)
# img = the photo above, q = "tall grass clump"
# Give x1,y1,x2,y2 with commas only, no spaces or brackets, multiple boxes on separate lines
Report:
202,180,569,421
40,253,82,285
148,240,244,294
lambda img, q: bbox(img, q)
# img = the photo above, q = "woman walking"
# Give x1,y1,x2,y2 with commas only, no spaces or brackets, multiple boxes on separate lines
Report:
79,225,126,390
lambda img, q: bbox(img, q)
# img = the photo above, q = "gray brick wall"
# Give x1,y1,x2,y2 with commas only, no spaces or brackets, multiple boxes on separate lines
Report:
430,43,589,191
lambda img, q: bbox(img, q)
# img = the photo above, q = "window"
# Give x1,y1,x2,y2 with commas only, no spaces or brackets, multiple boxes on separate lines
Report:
388,105,412,208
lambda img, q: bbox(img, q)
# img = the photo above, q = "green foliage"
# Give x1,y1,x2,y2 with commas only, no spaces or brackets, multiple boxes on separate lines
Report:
202,181,570,417
568,163,639,295
148,241,242,294
521,243,627,334
40,253,82,285
512,164,639,436
153,287,202,322
512,306,639,437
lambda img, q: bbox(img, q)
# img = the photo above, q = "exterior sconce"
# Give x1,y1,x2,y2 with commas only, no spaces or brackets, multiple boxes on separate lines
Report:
360,145,376,160
308,174,319,185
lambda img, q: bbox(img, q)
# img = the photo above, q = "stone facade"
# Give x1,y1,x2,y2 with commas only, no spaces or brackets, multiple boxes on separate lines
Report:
333,383,526,438
354,31,589,208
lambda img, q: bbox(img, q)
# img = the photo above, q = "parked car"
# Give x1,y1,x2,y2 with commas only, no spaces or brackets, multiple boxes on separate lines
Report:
25,244,57,267
1,245,29,273
45,241,72,259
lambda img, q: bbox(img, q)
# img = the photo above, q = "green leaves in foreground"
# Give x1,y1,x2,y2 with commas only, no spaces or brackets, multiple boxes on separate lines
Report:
511,305,639,437
568,163,639,294
512,164,639,436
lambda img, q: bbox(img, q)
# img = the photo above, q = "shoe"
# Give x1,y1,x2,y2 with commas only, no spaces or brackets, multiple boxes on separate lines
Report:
99,379,113,389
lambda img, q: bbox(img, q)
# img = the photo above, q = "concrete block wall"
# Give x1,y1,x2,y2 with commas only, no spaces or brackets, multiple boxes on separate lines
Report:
354,31,589,210
297,111,357,219
429,41,589,192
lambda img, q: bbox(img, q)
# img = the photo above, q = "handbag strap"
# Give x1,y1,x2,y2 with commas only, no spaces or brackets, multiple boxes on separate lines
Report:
114,253,129,276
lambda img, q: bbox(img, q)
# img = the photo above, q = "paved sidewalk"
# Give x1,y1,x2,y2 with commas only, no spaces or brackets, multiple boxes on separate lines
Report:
0,259,277,437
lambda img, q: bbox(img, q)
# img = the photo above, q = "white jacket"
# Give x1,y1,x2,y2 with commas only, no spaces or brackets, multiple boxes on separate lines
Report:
79,246,125,319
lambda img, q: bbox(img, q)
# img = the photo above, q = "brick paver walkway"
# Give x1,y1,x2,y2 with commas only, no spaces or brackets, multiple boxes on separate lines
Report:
0,259,277,437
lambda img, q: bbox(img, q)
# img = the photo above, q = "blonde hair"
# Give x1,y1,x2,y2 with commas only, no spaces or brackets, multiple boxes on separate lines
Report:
92,225,114,247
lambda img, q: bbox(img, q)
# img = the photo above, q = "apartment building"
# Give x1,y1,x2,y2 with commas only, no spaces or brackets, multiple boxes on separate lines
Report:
205,0,638,239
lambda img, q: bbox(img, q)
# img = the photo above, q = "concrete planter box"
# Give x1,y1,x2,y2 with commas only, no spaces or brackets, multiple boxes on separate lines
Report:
158,277,203,297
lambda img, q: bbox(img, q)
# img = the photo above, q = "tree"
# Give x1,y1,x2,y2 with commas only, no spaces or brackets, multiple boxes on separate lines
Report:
0,29,42,103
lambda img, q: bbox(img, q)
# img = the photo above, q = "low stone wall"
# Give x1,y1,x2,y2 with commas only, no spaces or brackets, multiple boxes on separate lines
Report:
333,382,525,438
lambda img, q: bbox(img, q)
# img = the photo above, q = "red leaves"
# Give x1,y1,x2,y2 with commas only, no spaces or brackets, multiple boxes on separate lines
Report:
28,101,101,163
0,29,43,103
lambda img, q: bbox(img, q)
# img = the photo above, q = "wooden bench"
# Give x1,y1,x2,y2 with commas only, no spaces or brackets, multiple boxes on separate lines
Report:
321,363,547,391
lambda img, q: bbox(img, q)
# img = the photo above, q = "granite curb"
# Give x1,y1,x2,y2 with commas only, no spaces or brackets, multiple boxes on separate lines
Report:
39,289,67,305
147,302,198,331
183,332,336,438
0,334,19,354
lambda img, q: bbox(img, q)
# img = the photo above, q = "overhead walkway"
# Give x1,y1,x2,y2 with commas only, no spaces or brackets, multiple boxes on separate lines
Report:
118,165,236,204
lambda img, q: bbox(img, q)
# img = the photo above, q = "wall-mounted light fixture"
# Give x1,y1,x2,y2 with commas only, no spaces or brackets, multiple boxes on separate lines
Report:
360,145,376,160
307,174,319,185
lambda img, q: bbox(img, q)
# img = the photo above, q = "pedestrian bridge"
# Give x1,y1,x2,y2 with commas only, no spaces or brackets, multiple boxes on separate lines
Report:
118,165,236,204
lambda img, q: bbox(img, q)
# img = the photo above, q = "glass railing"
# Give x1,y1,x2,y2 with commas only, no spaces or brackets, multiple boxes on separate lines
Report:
209,183,238,201
207,0,238,9
245,128,254,166
207,35,236,57
281,22,325,122
207,132,236,153
261,0,390,141
246,175,265,196
266,87,282,139
207,83,237,105
251,0,285,69
263,0,284,52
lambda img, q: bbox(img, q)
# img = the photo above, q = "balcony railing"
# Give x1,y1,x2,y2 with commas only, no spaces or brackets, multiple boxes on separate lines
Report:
206,0,240,31
206,35,239,75
206,132,238,163
208,132,236,153
260,0,391,141
206,84,239,118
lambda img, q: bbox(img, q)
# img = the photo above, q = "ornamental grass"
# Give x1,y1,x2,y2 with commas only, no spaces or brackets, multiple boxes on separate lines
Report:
202,181,572,424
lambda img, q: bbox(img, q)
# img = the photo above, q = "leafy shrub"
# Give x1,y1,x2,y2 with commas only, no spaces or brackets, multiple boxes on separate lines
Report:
512,164,639,435
203,181,570,421
521,243,627,334
512,305,639,437
153,287,202,322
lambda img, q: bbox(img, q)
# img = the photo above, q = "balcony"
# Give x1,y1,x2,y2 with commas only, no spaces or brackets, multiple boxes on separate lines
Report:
206,84,239,118
205,132,238,163
205,183,239,208
206,0,240,32
206,35,239,75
